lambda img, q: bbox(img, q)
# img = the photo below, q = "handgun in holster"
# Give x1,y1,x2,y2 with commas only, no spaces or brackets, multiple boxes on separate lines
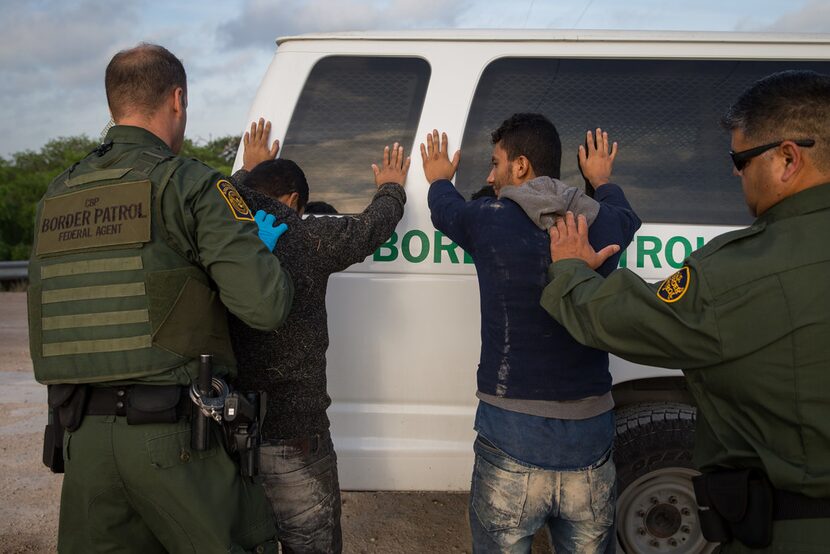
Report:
223,390,267,478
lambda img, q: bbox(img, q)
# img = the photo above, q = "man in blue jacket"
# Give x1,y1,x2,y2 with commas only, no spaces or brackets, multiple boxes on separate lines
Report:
420,114,641,553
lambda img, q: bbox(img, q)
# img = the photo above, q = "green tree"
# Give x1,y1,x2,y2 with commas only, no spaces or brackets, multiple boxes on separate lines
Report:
0,134,239,261
0,136,98,260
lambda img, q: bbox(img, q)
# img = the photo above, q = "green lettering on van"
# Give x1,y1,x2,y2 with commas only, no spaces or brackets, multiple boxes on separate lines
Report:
374,232,398,262
374,230,475,264
373,230,714,268
402,230,429,263
637,236,662,268
434,231,460,263
665,236,692,268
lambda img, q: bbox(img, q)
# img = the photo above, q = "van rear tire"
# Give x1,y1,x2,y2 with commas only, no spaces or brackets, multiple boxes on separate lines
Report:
613,402,716,553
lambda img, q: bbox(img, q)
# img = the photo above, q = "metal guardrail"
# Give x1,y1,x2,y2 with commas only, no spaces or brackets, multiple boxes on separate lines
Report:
0,261,29,281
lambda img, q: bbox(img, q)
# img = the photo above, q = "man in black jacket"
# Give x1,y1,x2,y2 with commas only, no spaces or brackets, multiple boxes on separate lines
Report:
229,131,409,554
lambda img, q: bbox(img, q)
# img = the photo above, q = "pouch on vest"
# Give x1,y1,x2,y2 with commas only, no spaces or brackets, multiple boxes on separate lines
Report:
693,469,774,548
125,385,183,425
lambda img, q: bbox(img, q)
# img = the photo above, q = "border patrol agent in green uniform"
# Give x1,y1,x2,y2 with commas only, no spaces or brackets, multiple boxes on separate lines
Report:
28,44,293,553
539,70,830,553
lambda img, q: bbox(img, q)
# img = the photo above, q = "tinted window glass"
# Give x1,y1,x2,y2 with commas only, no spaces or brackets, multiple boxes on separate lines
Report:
280,56,430,214
457,58,830,225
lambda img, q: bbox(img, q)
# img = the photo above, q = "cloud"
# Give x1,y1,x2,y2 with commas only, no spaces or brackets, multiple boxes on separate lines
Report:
219,0,470,49
0,0,140,75
762,0,830,32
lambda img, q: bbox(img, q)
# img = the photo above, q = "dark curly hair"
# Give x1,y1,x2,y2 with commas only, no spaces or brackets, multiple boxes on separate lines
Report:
244,159,310,211
491,113,562,178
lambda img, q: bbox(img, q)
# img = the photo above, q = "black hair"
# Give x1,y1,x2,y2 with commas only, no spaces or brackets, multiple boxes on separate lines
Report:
244,159,310,210
721,70,830,170
491,113,562,178
304,201,338,214
105,43,187,120
470,185,496,200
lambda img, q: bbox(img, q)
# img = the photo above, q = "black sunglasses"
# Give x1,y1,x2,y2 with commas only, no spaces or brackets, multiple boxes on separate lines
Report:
730,139,815,171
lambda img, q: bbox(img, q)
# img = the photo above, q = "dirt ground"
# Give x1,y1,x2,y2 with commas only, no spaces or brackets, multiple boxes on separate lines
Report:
0,293,551,553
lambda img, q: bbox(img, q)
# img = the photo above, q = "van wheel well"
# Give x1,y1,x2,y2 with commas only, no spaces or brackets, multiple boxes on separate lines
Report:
613,402,716,553
612,377,694,408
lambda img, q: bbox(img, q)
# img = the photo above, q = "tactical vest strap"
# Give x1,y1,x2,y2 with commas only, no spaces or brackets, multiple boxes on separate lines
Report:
43,335,153,357
65,167,132,188
42,309,149,331
153,158,188,258
40,256,143,279
134,150,171,177
42,282,146,304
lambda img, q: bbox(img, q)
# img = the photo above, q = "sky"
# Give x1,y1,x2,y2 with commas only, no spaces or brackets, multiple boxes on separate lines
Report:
1,0,829,158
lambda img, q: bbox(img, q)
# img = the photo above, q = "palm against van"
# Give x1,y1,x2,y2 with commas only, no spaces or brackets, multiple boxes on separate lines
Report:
420,129,461,183
372,142,411,188
243,118,280,170
579,128,617,190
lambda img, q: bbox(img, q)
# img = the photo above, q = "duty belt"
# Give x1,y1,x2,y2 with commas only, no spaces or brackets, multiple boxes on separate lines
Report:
86,385,191,423
693,469,830,548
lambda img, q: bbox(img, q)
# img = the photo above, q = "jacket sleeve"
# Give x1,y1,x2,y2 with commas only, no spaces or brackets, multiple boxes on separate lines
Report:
588,183,642,277
308,182,407,274
164,166,294,331
427,179,476,253
539,258,723,369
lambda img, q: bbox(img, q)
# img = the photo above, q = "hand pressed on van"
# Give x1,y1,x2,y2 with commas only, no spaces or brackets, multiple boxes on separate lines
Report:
420,129,461,184
549,211,620,269
579,128,617,190
243,118,280,170
372,142,411,188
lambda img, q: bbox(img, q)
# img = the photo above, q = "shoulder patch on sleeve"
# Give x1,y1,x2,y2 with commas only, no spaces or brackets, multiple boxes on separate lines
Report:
216,179,254,221
657,266,690,303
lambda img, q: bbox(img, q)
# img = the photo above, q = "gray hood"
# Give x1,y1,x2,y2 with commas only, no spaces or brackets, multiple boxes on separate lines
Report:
498,176,600,230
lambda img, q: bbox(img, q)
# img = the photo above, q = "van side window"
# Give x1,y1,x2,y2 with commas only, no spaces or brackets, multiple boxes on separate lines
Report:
281,56,430,214
457,58,830,225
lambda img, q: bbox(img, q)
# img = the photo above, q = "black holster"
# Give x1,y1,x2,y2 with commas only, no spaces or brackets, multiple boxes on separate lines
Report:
222,390,266,478
693,469,774,548
43,384,89,473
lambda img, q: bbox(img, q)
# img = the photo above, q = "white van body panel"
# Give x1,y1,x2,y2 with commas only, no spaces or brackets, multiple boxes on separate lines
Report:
235,31,830,490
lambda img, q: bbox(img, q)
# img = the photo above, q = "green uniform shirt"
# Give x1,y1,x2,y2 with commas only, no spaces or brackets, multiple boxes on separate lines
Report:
541,183,830,499
29,125,293,386
138,126,294,333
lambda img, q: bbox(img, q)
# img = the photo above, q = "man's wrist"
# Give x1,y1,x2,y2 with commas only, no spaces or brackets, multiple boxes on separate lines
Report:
547,258,591,282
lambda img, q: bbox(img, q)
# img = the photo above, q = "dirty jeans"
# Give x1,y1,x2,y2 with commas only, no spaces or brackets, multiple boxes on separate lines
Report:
259,430,342,554
469,435,616,554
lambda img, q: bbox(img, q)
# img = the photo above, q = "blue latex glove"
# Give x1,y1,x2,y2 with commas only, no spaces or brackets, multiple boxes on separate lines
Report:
254,210,288,251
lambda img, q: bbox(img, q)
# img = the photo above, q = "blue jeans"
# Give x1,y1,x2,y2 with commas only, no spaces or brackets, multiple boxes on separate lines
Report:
469,435,616,554
259,431,342,554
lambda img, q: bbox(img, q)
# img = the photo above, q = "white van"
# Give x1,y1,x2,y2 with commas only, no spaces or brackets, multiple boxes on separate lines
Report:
234,30,830,553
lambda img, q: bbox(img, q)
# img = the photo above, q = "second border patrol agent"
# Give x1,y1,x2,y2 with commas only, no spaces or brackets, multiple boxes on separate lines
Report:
539,70,830,552
28,43,292,552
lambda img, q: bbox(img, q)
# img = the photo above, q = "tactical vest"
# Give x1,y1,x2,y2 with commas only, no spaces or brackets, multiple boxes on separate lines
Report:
28,145,236,385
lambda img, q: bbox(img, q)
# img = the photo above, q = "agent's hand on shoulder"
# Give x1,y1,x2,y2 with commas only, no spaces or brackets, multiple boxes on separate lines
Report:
254,210,288,252
420,129,461,185
549,211,619,269
578,128,617,190
372,142,411,188
243,118,280,170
